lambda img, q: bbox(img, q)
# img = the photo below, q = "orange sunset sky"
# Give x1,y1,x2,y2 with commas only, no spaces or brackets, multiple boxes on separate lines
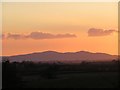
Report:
2,2,118,56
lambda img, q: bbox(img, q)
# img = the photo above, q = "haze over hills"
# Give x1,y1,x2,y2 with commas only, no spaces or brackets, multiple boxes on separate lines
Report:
2,51,118,62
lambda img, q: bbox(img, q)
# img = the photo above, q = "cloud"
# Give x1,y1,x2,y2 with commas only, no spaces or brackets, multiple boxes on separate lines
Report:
88,28,117,37
28,32,76,39
4,32,77,40
0,34,6,39
7,33,27,40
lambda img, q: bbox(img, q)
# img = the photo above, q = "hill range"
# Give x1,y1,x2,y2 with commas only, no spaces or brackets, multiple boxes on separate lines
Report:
2,51,118,63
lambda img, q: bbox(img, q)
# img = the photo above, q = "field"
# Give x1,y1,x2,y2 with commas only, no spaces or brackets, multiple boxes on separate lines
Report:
2,60,119,88
23,72,119,88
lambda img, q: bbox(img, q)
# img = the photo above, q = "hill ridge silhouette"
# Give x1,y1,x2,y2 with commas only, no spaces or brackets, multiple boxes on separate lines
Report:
4,50,117,62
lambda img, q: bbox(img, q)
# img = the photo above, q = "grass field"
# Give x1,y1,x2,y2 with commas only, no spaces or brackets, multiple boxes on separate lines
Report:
23,72,119,88
3,61,119,88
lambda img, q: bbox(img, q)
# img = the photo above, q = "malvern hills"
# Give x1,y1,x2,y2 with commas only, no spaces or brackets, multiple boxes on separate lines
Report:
4,51,118,62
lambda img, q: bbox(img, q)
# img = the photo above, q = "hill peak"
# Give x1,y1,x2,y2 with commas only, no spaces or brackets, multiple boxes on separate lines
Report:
76,51,92,53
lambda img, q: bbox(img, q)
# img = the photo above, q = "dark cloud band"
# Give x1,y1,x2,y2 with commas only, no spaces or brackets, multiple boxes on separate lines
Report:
2,32,77,40
88,28,117,37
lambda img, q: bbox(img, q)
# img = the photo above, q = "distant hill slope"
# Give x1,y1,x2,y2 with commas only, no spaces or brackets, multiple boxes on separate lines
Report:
4,51,118,62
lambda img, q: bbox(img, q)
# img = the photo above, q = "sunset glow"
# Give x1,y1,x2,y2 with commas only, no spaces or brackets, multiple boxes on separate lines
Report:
2,2,118,56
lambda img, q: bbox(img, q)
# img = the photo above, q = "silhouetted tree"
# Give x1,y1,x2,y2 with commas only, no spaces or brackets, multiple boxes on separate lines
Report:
40,64,59,79
2,59,23,88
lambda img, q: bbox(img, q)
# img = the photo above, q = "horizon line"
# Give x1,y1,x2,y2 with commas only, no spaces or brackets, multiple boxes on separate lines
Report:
1,50,118,57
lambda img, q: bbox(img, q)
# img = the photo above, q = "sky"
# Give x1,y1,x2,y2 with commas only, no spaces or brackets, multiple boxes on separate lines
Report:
2,2,118,56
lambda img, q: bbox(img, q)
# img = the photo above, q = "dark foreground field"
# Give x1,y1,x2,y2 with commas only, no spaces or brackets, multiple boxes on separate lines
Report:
2,60,119,88
24,72,119,88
